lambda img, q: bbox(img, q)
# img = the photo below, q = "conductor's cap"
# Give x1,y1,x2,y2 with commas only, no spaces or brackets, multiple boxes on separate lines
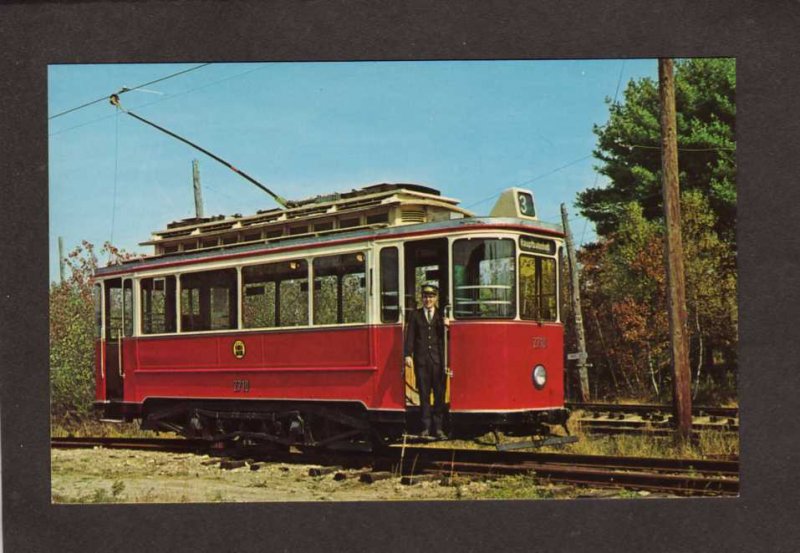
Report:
421,284,439,296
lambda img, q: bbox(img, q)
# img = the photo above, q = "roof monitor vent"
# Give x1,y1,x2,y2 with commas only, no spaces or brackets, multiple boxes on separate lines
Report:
489,187,538,220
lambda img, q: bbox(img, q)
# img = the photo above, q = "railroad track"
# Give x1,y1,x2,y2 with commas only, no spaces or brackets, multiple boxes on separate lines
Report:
51,436,738,497
566,402,739,437
51,436,209,452
567,401,739,419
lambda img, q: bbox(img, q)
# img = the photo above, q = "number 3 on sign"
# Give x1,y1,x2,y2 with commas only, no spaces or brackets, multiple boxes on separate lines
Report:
517,192,534,216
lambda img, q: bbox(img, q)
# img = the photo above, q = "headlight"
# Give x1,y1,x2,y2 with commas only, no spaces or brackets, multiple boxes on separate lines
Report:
532,365,547,389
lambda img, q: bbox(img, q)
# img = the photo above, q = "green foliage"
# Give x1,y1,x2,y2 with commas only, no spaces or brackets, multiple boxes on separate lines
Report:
578,58,736,243
573,59,737,402
577,191,737,401
50,241,134,418
50,241,98,417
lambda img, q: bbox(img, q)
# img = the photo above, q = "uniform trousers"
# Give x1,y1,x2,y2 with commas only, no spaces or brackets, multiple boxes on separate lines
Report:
415,354,446,433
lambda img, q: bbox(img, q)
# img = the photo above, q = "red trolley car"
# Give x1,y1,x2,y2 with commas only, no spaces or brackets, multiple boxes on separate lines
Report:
94,183,568,447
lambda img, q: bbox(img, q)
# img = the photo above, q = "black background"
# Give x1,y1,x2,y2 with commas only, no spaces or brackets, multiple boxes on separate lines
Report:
1,1,798,552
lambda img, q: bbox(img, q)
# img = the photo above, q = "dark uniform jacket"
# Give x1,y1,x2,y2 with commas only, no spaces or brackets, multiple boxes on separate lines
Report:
404,307,445,367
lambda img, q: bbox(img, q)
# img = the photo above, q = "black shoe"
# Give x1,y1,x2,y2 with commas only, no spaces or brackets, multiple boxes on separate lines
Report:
420,430,431,439
434,430,447,440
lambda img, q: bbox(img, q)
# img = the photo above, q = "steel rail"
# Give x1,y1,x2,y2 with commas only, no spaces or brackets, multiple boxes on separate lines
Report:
567,401,739,418
51,437,738,496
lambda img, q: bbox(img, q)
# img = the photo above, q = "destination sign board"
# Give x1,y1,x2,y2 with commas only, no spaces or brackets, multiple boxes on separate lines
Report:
519,236,556,255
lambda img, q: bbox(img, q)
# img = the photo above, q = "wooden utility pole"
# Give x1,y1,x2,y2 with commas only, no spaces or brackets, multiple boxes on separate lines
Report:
58,236,65,284
192,159,204,218
561,203,590,402
658,58,692,442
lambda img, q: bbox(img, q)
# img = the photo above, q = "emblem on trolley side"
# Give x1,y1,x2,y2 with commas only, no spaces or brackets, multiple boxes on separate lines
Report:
232,340,246,359
532,336,548,349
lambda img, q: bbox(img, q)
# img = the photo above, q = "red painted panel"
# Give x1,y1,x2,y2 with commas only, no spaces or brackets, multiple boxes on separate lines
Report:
121,339,138,402
447,321,564,411
370,325,406,410
128,327,377,405
101,322,563,413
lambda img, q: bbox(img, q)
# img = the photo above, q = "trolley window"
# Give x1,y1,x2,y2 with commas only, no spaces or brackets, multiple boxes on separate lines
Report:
140,276,177,334
380,247,400,323
453,238,516,319
313,253,366,325
106,283,124,339
123,280,133,337
520,255,557,321
277,260,308,327
93,284,102,339
242,265,277,329
180,269,238,331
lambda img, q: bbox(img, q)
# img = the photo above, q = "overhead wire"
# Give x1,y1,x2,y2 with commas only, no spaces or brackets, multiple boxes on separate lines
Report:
49,63,211,120
579,60,627,246
109,108,120,253
620,143,735,152
463,154,593,211
48,63,272,138
466,61,633,216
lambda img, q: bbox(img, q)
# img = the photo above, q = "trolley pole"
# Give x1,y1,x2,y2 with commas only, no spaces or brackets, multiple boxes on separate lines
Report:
658,58,692,442
192,159,204,219
561,204,590,402
58,236,65,284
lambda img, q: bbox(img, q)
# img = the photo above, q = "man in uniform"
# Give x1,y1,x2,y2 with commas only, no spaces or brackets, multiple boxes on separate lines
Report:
404,284,449,439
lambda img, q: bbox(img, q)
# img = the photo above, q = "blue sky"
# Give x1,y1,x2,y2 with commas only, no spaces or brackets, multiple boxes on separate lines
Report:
48,60,658,283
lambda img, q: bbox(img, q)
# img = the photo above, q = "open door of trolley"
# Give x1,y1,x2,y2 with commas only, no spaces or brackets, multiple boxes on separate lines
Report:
402,238,451,433
99,278,133,416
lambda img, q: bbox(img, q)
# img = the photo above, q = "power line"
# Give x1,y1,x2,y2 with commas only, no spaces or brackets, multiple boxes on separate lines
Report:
48,63,271,138
612,60,626,105
621,143,735,152
49,63,211,120
464,154,593,210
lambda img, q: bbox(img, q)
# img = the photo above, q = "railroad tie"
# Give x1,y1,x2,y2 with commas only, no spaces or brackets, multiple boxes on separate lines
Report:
220,459,247,470
359,471,394,484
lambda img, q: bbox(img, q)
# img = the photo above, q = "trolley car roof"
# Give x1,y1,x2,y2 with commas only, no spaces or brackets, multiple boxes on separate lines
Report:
95,216,564,278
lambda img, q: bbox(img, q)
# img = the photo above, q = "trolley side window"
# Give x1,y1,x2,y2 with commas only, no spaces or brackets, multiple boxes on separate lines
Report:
106,283,124,339
520,254,557,322
242,265,277,329
277,260,308,327
140,276,177,334
379,247,400,323
313,253,366,325
93,283,102,339
180,269,238,331
123,280,133,337
452,238,516,319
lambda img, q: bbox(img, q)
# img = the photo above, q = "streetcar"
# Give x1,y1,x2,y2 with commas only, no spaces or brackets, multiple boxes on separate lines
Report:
93,183,568,447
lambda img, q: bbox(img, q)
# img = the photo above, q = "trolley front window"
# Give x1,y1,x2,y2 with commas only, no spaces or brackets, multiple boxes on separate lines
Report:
520,254,557,321
452,238,516,319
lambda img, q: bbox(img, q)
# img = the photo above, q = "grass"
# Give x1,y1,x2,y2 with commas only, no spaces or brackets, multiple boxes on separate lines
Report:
540,410,739,460
51,410,738,463
479,473,557,500
50,415,176,439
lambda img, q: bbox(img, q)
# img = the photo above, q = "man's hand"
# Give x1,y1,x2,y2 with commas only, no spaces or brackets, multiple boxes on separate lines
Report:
443,316,450,327
402,356,413,376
